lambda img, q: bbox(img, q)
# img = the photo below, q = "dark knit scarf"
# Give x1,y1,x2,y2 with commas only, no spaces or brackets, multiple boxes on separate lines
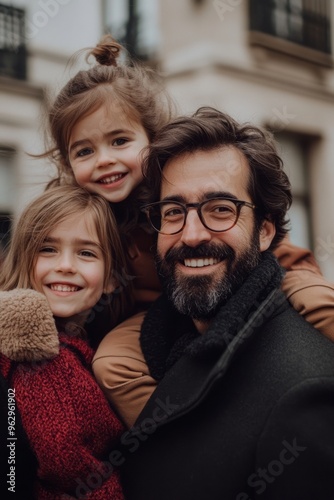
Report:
140,251,284,381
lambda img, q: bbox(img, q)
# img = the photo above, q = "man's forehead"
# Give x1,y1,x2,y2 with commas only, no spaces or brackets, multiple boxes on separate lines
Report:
160,147,250,200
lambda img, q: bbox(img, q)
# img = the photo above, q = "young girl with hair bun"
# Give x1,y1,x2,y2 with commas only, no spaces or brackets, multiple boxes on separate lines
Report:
0,185,130,499
42,34,175,308
35,36,334,429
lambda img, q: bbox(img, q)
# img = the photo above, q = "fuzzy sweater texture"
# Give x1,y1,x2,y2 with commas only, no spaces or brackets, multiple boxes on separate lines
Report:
0,289,124,499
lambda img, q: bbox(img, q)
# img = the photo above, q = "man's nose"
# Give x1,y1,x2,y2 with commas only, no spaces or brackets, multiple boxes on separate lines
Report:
180,209,212,247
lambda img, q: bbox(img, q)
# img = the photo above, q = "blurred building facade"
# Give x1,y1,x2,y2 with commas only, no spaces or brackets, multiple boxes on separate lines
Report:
0,0,102,250
1,0,334,279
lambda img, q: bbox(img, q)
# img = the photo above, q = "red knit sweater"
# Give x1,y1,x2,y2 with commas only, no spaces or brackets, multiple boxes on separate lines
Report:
1,334,125,499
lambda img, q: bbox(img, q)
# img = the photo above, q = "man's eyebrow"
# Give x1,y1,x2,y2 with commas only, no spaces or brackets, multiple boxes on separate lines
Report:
204,191,239,201
161,195,186,203
160,191,239,203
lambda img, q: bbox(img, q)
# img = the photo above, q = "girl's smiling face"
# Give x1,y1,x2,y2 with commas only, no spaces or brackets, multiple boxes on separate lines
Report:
31,212,109,324
68,105,149,203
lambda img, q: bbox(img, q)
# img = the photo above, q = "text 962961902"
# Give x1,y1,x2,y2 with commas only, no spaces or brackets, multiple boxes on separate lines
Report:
7,388,16,493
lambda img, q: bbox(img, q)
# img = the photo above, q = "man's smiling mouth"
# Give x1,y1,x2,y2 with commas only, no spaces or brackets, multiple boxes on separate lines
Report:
184,258,220,268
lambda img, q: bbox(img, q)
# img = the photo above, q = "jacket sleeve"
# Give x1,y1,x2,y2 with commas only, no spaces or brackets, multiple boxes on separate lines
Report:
273,236,322,273
274,237,334,340
253,377,334,500
92,311,158,428
281,269,334,341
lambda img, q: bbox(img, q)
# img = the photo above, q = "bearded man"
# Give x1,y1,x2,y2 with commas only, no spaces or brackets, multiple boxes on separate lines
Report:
95,107,334,500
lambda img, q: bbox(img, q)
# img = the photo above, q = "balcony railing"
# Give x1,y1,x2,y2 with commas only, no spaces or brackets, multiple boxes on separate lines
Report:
0,3,26,79
249,0,332,59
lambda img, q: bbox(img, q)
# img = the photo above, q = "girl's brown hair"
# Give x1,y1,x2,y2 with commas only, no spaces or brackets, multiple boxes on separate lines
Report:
0,185,134,341
42,35,174,186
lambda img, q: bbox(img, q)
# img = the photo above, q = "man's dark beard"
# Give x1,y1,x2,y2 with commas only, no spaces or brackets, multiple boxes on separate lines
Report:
155,230,261,322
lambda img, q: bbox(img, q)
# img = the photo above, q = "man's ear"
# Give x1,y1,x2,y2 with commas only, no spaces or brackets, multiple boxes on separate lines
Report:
259,219,276,251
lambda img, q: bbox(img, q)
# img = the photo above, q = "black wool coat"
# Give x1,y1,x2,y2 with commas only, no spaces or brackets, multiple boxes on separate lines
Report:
120,284,334,500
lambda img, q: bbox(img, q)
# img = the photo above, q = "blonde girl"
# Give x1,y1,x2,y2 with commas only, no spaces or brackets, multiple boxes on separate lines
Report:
0,185,131,499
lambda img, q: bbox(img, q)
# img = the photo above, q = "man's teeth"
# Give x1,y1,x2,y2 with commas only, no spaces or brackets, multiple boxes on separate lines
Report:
99,174,124,184
50,284,79,292
184,258,219,268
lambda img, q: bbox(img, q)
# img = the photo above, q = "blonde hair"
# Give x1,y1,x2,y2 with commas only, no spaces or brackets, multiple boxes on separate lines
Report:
0,186,134,335
42,35,174,186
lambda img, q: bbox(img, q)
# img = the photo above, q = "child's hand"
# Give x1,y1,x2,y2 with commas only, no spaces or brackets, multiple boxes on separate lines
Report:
0,289,59,362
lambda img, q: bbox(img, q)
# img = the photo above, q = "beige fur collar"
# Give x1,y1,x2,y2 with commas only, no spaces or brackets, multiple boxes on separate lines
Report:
0,289,59,362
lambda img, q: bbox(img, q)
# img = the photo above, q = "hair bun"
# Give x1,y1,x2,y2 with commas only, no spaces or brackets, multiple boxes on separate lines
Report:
90,34,122,67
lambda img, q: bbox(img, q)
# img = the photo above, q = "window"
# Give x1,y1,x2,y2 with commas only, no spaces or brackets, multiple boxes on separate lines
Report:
249,0,332,65
103,0,159,60
275,132,312,249
0,3,26,79
0,147,16,253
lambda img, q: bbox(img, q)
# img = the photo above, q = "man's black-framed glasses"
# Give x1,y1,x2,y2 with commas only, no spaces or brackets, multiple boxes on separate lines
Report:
142,197,257,235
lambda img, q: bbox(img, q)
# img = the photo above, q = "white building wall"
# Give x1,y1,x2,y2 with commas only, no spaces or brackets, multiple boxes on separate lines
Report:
0,0,104,215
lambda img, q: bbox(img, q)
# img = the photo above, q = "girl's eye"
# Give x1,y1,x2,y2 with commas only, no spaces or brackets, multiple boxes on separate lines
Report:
79,250,97,258
39,246,56,253
76,147,93,158
113,138,128,146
